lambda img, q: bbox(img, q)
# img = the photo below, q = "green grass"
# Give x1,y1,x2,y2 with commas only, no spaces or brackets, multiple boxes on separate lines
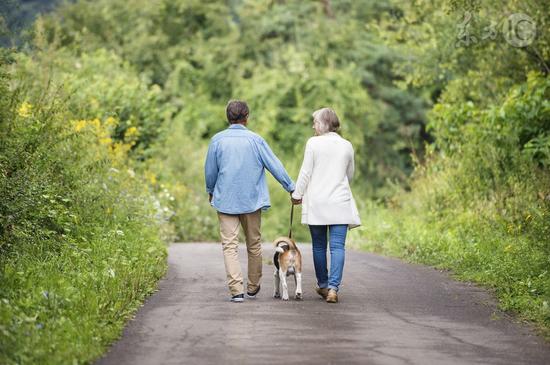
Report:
350,199,550,341
349,74,550,341
0,226,167,364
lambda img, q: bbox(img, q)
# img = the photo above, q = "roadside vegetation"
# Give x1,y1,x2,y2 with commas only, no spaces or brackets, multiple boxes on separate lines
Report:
0,0,548,363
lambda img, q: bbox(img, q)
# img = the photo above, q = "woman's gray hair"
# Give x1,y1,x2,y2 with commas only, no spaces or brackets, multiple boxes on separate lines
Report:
312,107,340,135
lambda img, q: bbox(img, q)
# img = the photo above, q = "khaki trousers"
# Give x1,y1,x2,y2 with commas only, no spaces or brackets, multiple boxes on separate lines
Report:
217,209,262,296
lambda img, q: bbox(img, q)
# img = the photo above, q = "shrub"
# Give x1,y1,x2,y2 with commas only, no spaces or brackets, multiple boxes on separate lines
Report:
0,51,168,364
353,74,550,338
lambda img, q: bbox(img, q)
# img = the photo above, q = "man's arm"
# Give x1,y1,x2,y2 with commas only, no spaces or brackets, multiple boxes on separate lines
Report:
204,141,218,198
257,138,295,192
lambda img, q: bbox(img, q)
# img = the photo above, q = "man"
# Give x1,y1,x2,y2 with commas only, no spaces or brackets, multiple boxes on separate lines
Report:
204,100,295,303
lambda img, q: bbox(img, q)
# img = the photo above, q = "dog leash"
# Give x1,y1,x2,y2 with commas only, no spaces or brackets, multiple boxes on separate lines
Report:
288,204,294,239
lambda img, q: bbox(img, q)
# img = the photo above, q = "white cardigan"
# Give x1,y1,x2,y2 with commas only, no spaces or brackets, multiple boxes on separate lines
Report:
291,132,361,228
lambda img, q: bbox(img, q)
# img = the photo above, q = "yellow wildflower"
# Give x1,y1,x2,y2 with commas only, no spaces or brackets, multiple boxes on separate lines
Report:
105,116,117,128
99,137,113,145
124,126,139,145
125,126,138,137
145,171,157,186
18,102,32,118
107,142,132,165
90,118,101,130
73,120,88,132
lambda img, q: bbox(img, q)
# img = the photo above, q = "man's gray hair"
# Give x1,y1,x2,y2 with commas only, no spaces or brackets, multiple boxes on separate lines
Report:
312,107,340,134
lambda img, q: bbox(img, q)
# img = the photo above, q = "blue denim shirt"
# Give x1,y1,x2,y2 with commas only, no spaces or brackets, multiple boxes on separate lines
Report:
204,124,295,214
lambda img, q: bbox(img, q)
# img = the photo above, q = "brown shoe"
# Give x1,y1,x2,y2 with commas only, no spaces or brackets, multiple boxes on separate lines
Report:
315,287,329,299
326,289,338,303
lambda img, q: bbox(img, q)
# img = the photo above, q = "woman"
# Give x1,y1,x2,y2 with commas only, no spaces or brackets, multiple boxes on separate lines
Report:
291,107,361,303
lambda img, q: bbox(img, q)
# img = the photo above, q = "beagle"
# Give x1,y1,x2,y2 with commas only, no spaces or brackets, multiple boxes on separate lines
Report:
272,237,303,301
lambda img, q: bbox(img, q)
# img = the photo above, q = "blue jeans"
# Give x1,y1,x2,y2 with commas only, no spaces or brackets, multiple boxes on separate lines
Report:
309,224,348,292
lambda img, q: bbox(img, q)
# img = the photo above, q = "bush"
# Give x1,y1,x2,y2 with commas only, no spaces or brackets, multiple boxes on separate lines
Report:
0,50,168,364
352,74,550,339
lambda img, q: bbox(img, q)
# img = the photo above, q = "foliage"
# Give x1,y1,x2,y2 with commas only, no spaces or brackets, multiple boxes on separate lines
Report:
352,0,550,339
40,0,430,199
0,46,168,364
1,0,549,362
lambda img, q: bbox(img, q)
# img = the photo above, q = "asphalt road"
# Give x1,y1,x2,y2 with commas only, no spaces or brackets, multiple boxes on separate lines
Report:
95,243,550,365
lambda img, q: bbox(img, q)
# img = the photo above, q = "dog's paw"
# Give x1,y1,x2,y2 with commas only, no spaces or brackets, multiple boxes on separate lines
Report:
295,293,303,300
273,293,281,299
282,295,289,301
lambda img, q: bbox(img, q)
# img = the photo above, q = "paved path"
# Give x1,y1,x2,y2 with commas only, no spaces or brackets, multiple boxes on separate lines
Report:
96,243,550,365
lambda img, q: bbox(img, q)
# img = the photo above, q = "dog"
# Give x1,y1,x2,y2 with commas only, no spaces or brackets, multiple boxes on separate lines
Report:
272,236,303,301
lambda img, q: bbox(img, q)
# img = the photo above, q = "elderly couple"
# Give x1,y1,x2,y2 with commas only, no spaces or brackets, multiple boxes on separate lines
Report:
204,100,360,304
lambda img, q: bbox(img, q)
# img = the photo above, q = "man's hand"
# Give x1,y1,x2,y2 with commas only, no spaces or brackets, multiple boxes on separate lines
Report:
208,194,213,203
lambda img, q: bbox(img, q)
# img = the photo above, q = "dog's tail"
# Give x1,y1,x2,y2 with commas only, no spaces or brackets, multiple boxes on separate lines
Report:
273,236,298,250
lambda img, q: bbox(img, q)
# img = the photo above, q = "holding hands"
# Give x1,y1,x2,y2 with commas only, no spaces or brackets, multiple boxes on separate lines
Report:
290,191,302,205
